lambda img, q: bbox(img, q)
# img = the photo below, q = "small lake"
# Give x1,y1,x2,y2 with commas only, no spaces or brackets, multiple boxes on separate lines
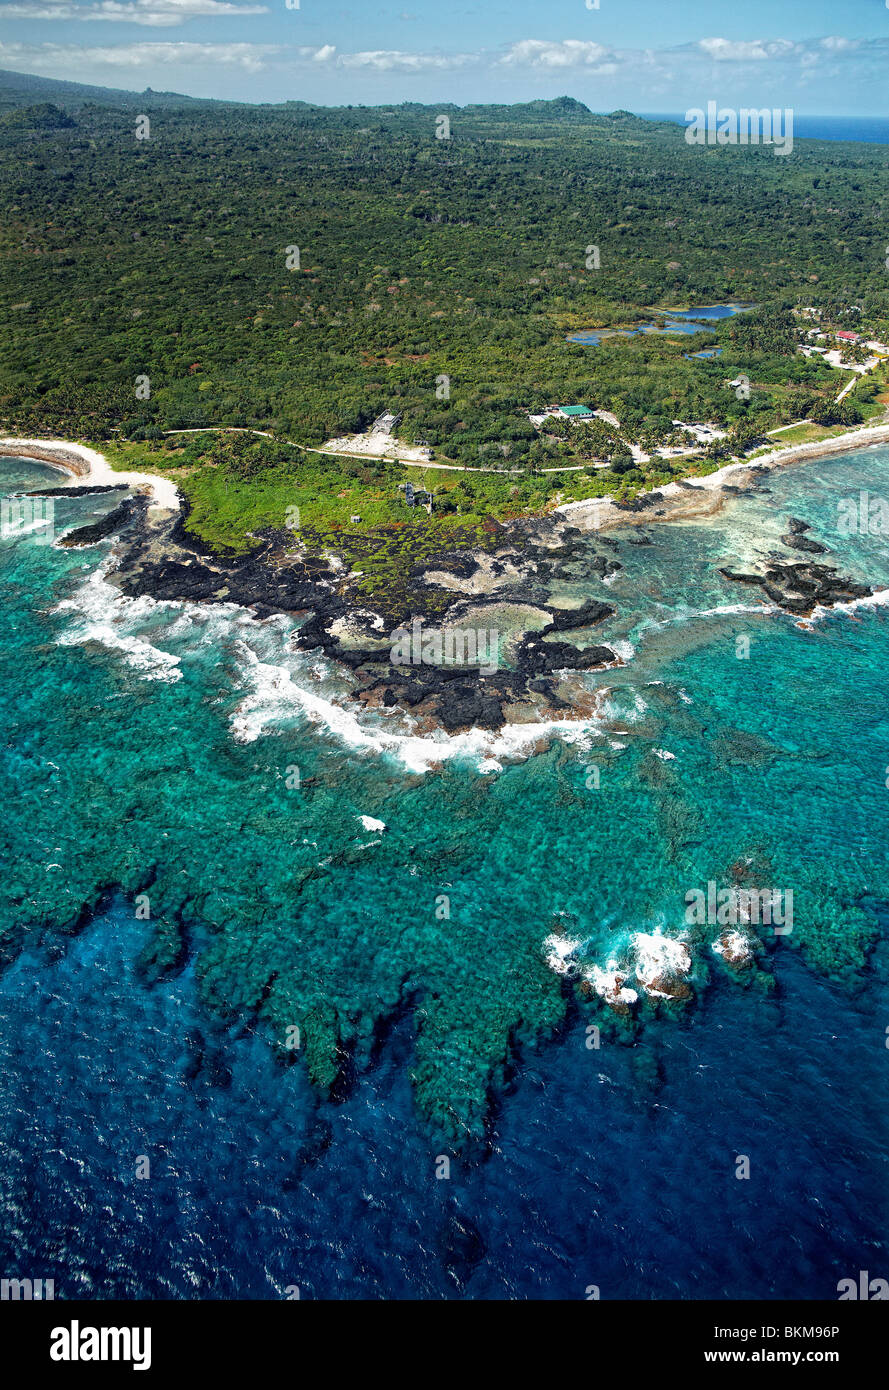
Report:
567,302,752,347
666,303,752,321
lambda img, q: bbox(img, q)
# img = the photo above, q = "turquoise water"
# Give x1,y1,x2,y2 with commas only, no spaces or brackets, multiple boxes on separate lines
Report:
1,448,888,1297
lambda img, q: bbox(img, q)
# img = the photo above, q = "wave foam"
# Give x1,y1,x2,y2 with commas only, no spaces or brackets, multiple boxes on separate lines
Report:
544,926,694,1010
798,585,889,629
230,643,605,773
52,562,183,683
610,638,636,661
631,930,692,998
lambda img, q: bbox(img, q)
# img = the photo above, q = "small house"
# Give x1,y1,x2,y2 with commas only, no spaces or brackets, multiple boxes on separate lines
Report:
399,482,432,513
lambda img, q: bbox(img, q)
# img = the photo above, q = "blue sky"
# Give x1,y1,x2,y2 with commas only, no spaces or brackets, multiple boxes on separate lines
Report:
0,0,888,111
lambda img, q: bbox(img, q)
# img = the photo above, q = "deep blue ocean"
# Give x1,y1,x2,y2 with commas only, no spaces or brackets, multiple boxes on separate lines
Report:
1,448,888,1300
645,114,889,146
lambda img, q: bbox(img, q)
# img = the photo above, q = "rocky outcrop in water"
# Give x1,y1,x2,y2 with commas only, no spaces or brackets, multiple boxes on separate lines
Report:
543,599,614,632
59,495,148,547
718,560,872,616
515,635,615,676
28,484,128,498
780,516,829,555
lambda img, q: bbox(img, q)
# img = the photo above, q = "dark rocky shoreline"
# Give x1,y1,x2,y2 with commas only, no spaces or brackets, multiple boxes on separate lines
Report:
55,491,628,733
54,487,880,732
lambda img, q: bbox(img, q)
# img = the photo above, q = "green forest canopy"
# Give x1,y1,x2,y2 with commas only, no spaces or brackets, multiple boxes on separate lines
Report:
1,78,888,557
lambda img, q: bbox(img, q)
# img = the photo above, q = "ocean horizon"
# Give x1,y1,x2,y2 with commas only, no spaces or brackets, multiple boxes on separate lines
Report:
643,113,889,145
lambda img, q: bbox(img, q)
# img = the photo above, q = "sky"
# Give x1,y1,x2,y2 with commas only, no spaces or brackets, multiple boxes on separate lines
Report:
1,0,888,112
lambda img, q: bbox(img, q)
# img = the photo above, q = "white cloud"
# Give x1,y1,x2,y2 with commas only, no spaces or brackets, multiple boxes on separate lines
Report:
337,49,476,72
499,39,613,69
820,36,861,53
0,0,268,24
1,31,887,94
0,39,466,76
697,38,798,62
0,39,278,69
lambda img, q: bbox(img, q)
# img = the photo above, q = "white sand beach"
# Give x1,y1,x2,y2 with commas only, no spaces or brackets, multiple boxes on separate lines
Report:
0,437,181,512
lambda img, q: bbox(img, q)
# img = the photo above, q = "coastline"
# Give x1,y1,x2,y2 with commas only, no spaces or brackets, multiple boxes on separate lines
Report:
0,437,181,513
559,422,889,530
2,421,887,736
3,419,888,533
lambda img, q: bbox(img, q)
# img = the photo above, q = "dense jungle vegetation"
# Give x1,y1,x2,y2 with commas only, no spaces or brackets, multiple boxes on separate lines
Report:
1,73,888,557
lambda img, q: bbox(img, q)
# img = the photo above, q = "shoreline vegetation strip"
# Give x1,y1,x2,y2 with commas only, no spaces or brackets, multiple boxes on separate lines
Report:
4,421,889,534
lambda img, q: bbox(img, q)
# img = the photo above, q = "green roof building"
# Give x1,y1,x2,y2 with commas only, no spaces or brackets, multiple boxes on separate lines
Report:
558,404,595,418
